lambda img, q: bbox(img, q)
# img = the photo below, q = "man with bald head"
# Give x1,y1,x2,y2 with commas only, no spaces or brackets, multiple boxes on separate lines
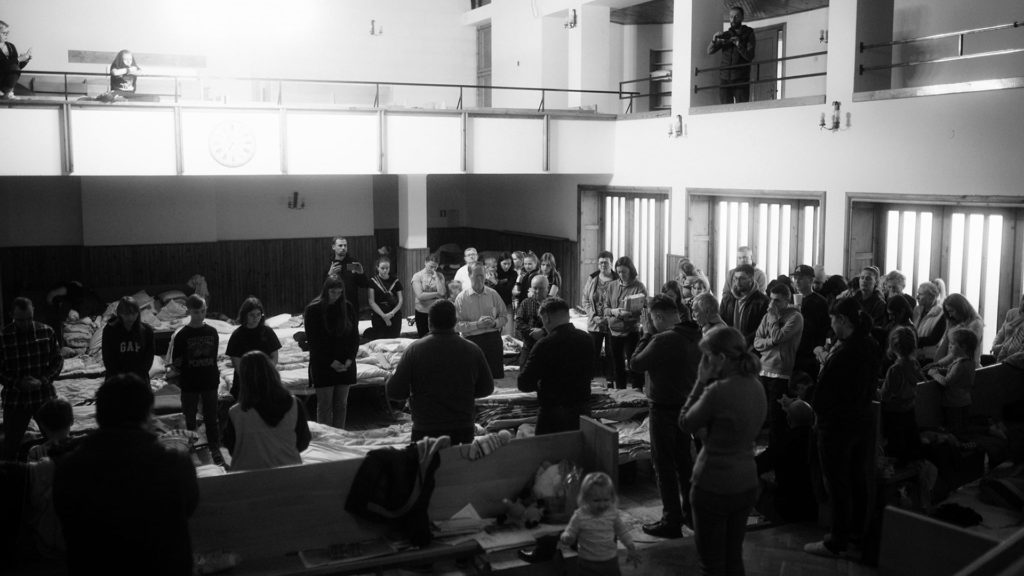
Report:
515,274,550,365
723,246,768,295
455,262,508,378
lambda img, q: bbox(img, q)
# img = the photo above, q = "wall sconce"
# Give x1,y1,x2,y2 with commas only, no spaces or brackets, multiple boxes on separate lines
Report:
564,9,577,29
369,19,383,36
819,29,829,44
668,114,683,138
288,191,305,210
820,101,841,132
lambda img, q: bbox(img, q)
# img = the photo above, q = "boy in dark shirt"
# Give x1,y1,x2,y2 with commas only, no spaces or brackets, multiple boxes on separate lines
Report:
171,295,223,465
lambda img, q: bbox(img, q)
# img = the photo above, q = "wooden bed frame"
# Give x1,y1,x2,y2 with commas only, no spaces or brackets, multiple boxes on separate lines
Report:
189,416,618,575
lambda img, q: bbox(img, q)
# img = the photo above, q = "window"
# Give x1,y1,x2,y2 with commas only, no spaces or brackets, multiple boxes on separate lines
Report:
603,193,671,294
708,197,821,294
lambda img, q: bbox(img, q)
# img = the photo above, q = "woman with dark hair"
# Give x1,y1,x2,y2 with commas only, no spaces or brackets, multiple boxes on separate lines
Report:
101,296,155,383
583,250,618,380
223,351,311,471
804,297,880,559
603,256,648,389
411,253,447,338
539,252,562,298
679,327,766,576
819,274,849,307
109,49,141,96
366,256,404,340
494,252,518,336
226,296,282,400
661,280,689,318
303,275,360,429
854,267,887,328
0,20,31,100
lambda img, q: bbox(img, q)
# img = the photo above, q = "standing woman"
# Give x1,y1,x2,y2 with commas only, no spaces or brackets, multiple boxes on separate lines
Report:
583,251,618,380
539,252,563,298
226,296,282,400
494,252,518,336
603,256,648,390
303,276,359,429
366,256,404,340
101,296,155,383
0,21,31,100
223,351,311,472
926,292,984,368
679,327,766,576
913,280,946,365
410,253,447,338
803,298,880,558
109,49,141,96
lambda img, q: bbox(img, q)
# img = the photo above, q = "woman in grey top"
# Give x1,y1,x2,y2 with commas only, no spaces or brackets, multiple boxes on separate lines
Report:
679,326,766,576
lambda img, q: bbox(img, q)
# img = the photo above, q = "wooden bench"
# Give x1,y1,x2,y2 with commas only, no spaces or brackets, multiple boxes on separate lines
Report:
916,363,1024,428
189,416,618,575
879,506,1002,576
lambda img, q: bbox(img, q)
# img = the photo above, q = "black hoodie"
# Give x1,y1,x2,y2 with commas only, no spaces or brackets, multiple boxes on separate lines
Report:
102,320,155,382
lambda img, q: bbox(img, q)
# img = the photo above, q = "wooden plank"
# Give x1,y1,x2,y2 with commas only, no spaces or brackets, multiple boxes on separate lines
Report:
67,50,206,69
879,506,999,576
956,525,1024,576
429,430,583,520
190,458,386,560
579,416,618,480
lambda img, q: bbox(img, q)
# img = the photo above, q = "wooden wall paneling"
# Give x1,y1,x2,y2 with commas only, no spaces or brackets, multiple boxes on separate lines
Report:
0,245,85,314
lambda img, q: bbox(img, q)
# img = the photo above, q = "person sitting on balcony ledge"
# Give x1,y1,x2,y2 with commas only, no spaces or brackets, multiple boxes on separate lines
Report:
707,6,756,104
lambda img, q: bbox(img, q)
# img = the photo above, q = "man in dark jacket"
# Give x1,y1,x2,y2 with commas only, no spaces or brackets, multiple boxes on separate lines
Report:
720,264,770,349
792,265,829,381
630,295,702,537
54,373,199,576
518,297,594,434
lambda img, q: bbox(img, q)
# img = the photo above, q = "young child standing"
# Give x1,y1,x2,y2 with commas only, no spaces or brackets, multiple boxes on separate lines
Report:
560,472,641,576
171,295,223,465
28,398,74,462
880,326,924,463
927,328,978,435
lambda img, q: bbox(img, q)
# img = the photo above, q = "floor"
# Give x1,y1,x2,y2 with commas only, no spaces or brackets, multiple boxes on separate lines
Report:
352,373,880,576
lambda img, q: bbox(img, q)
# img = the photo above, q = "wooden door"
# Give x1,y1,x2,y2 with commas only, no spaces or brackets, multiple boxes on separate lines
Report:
751,24,782,102
579,188,603,308
688,194,713,283
848,202,879,278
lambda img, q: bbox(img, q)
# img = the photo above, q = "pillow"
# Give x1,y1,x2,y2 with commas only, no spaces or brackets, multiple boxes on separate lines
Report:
158,290,189,306
132,290,155,310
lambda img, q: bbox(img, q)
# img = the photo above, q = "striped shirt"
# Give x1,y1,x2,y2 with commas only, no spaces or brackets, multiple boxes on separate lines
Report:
0,321,63,412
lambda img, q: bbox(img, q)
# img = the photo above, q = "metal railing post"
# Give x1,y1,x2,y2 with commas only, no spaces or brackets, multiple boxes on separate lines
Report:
538,90,545,112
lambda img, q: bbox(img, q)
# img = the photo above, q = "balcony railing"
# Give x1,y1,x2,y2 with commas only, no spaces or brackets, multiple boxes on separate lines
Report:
618,70,672,114
15,70,638,114
693,50,828,96
859,19,1024,75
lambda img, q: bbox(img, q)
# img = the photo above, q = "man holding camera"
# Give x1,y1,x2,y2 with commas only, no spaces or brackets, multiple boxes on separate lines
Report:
327,236,367,314
707,6,756,104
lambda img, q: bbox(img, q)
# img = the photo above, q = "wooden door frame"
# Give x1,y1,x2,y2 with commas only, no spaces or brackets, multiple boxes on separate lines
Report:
752,23,785,102
688,188,825,289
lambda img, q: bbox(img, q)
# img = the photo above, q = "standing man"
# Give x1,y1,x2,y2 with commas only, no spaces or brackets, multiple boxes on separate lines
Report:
792,265,829,381
0,297,63,461
455,263,508,379
453,246,479,291
327,236,367,314
753,283,804,465
55,373,199,576
515,274,550,365
387,300,494,445
630,295,702,537
723,246,768,295
518,298,594,434
720,265,770,349
707,5,756,104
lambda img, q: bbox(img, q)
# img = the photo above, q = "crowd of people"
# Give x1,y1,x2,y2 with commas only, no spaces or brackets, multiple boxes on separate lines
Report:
4,232,1024,575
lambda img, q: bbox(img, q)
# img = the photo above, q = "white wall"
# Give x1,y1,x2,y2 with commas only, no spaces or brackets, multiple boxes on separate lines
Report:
748,8,829,98
0,178,82,246
892,0,1024,88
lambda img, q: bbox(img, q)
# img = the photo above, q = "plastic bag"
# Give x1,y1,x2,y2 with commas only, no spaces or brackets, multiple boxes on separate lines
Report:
531,460,582,523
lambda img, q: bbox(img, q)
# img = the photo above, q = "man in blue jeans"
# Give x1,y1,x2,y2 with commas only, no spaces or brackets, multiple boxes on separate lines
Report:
630,295,702,537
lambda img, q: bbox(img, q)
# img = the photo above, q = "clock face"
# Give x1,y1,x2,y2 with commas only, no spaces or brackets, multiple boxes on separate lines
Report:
208,120,257,167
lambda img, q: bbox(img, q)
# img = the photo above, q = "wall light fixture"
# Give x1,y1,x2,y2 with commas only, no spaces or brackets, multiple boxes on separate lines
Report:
564,9,577,29
820,101,841,132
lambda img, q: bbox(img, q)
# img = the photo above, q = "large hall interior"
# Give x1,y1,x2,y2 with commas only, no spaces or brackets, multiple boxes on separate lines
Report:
1,0,1023,575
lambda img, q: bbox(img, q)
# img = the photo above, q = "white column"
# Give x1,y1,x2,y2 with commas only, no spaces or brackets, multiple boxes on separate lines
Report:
567,3,611,111
398,175,427,250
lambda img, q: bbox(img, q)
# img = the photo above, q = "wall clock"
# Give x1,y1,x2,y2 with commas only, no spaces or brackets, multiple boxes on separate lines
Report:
208,120,256,167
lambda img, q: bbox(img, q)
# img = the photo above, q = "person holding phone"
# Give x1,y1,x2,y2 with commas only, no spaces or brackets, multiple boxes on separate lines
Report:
706,6,755,104
326,236,368,314
0,20,32,100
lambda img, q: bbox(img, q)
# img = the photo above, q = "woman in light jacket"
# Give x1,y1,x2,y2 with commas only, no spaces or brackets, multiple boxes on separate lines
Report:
602,256,647,390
